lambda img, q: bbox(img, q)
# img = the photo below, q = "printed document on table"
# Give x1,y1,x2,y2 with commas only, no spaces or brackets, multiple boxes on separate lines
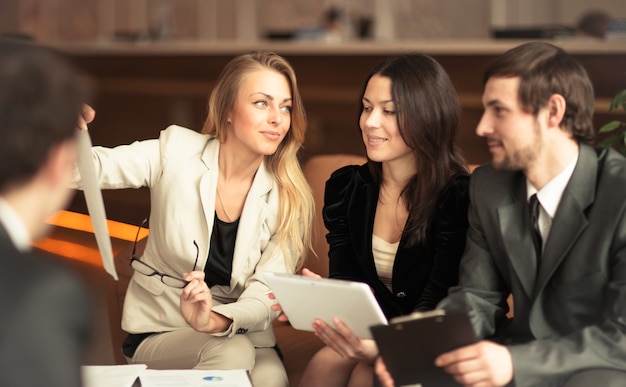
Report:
139,369,252,387
82,364,146,387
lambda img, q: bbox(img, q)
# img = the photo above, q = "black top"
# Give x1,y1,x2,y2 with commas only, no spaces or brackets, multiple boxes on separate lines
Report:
323,164,470,319
205,214,238,287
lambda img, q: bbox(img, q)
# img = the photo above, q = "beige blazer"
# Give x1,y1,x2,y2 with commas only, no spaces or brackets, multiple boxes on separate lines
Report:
86,125,295,347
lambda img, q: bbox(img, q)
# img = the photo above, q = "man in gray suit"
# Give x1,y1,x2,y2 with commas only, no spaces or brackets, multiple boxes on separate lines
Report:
0,41,92,386
376,42,626,386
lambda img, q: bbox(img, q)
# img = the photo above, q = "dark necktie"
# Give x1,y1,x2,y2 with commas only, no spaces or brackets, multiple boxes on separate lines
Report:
529,194,542,257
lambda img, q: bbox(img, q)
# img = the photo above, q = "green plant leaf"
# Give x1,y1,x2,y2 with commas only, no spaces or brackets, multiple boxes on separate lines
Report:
609,89,626,111
599,120,624,133
598,133,623,147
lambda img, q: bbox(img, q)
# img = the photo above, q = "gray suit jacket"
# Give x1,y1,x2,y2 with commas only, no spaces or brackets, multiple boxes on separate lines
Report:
439,144,626,387
0,225,91,387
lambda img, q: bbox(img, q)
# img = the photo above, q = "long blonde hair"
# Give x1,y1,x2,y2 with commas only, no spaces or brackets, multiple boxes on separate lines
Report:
201,51,314,270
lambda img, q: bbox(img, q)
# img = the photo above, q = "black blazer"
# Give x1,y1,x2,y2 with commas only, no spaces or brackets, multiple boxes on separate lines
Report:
323,164,469,319
440,145,626,386
0,226,91,387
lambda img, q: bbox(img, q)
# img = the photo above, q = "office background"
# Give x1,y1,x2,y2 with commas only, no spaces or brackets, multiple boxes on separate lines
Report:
1,0,626,42
1,0,625,224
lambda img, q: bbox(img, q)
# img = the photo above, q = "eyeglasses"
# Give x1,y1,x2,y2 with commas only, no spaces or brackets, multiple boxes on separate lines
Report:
129,218,200,289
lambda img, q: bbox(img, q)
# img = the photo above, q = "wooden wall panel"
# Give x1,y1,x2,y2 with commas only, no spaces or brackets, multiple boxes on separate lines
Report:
61,44,626,223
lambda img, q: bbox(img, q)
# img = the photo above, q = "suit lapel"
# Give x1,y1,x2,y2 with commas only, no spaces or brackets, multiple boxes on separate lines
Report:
533,145,596,294
198,139,219,268
231,161,273,275
347,172,378,275
498,175,537,299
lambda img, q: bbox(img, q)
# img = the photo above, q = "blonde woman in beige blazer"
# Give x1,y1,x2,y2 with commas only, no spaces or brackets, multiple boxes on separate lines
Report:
77,51,314,387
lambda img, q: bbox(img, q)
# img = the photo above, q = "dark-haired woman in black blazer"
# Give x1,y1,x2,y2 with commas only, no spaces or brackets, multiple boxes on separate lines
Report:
300,53,470,387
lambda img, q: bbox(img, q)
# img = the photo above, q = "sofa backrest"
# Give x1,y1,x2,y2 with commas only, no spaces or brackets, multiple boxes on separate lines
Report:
301,154,367,277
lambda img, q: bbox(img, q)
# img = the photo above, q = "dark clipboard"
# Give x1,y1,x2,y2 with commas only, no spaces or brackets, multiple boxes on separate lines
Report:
370,310,477,387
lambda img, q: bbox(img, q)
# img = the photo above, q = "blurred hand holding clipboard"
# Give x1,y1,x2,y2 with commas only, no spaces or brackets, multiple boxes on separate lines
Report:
370,310,476,387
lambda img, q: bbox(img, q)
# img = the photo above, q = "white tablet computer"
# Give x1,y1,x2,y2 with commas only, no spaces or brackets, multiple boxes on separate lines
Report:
264,272,388,339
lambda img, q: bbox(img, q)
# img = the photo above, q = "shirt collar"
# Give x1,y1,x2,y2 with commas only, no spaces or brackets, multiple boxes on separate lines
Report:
526,150,579,218
0,197,32,251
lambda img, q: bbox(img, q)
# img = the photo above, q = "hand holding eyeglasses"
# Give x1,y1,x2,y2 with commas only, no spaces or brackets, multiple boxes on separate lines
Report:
180,270,213,328
179,270,233,333
129,218,232,333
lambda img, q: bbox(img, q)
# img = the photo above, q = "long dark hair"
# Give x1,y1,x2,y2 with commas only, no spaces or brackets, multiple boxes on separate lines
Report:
362,53,466,246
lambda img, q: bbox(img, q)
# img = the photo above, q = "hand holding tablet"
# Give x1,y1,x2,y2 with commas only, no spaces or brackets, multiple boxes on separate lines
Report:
263,272,388,339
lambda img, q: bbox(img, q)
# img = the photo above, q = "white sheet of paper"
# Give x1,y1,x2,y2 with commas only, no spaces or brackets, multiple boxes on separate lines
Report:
82,364,146,387
139,369,252,387
76,129,117,280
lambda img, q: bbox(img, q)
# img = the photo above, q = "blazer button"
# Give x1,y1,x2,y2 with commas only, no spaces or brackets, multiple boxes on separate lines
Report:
236,328,248,334
395,292,406,298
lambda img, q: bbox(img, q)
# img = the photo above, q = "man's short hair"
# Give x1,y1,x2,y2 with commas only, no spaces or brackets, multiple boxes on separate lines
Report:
0,40,89,192
483,42,595,144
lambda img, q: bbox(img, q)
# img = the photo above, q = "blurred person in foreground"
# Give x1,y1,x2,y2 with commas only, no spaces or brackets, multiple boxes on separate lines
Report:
376,41,626,387
0,40,92,387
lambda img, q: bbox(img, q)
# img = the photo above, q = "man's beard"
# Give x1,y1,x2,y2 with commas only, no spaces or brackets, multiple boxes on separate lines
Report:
491,122,541,172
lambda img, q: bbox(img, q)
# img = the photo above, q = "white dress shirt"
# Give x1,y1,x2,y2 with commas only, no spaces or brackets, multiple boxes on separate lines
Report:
526,151,579,249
